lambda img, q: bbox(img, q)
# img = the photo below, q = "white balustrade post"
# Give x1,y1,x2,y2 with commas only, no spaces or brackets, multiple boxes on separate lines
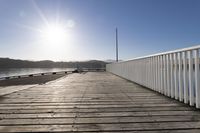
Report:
174,53,179,100
154,57,157,91
178,52,183,101
157,56,159,92
157,56,160,92
164,55,167,95
167,54,171,97
170,53,175,98
152,57,155,90
195,49,200,108
161,55,164,94
183,51,188,104
188,50,194,106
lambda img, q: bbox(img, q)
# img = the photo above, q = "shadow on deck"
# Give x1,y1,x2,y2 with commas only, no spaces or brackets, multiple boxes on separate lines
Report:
0,72,200,132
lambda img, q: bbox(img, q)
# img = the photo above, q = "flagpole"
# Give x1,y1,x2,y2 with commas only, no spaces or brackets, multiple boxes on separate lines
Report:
116,28,118,62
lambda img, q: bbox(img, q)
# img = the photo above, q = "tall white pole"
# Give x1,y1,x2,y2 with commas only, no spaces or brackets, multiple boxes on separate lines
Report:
116,28,118,62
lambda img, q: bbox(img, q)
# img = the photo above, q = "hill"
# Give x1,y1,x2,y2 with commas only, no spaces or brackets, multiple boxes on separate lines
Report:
0,58,106,68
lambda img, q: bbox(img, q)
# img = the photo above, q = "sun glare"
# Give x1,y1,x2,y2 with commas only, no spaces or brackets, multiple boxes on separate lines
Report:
38,22,75,55
41,24,67,44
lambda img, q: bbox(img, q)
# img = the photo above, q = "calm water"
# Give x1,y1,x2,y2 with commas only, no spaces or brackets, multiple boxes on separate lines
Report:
0,68,75,78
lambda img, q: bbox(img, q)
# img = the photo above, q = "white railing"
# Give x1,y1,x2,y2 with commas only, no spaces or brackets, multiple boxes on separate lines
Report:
106,45,200,108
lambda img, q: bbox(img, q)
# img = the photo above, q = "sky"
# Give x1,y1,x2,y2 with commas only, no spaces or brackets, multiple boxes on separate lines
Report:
0,0,200,61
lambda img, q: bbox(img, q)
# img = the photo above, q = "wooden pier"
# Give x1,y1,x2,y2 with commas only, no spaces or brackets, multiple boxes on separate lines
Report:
0,72,200,132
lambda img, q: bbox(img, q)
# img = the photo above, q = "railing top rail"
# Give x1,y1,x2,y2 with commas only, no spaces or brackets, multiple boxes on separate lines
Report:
110,44,200,64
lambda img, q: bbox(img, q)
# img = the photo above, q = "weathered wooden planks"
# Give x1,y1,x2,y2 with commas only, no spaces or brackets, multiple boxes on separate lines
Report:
0,72,200,132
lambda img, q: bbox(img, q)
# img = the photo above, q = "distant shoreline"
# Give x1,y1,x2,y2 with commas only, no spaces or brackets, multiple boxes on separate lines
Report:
0,58,106,68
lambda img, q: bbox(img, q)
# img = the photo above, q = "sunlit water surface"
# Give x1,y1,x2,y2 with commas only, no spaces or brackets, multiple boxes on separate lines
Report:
0,68,75,78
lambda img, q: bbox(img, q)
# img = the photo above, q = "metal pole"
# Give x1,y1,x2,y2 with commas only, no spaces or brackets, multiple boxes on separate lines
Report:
116,28,118,62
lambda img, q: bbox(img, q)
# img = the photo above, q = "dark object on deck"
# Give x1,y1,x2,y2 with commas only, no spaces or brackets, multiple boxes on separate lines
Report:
5,77,10,80
29,74,33,77
18,76,21,78
52,72,56,75
65,72,68,74
41,73,44,75
96,68,105,71
80,68,105,72
72,69,78,73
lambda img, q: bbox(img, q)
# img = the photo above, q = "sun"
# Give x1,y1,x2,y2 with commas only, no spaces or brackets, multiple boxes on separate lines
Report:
38,22,74,54
41,24,67,44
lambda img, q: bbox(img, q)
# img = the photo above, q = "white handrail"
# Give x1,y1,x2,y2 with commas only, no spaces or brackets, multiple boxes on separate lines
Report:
106,45,200,108
114,44,200,63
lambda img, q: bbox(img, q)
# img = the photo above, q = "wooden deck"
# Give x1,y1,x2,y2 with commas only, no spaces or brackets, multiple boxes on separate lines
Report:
0,72,200,132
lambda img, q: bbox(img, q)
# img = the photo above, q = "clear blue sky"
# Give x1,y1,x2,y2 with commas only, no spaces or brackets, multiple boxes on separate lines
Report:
0,0,200,61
